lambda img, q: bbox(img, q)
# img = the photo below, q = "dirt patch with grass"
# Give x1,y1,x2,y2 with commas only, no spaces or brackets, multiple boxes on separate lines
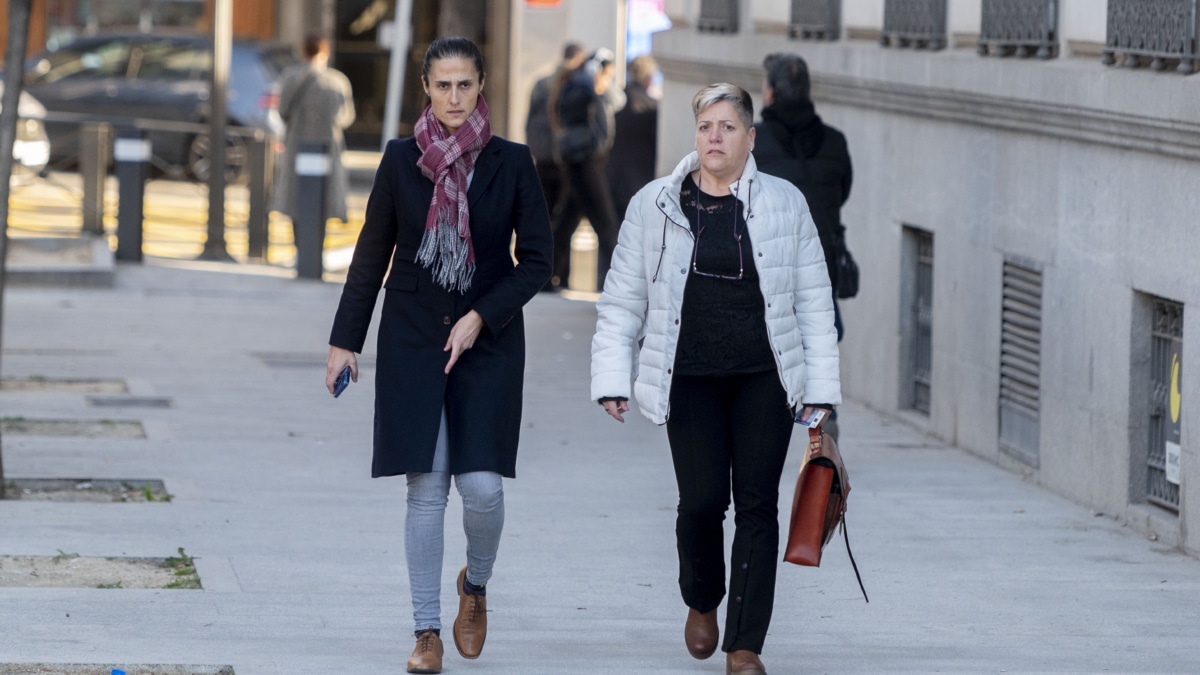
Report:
0,378,128,394
0,418,144,439
3,479,170,503
0,549,200,589
0,665,233,675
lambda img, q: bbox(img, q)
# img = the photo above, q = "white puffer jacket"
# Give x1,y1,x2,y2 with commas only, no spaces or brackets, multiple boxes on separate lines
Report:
591,151,841,424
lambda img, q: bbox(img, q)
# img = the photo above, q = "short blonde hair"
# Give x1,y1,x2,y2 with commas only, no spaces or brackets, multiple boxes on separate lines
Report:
691,83,754,129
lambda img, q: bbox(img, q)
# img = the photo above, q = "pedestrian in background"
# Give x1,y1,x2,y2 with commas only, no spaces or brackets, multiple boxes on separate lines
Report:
753,53,852,340
591,83,840,675
276,35,356,228
525,41,588,240
548,47,624,291
325,36,552,675
606,54,659,221
753,52,852,440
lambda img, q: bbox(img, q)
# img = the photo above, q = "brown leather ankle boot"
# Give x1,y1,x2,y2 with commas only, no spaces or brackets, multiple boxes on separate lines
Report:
726,649,767,675
684,608,719,659
453,566,487,659
406,629,443,674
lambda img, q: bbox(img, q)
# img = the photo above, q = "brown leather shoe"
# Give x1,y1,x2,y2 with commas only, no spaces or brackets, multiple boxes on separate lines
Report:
453,566,487,659
684,608,718,659
726,650,767,675
406,629,443,674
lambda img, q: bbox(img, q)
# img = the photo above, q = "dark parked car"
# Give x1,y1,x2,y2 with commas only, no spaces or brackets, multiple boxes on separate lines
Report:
24,33,297,181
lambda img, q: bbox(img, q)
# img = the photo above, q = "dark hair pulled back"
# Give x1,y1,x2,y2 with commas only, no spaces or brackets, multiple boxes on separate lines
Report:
421,37,485,84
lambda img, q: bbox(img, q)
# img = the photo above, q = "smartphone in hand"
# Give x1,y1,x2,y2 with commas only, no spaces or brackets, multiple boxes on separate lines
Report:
795,407,826,428
333,365,352,398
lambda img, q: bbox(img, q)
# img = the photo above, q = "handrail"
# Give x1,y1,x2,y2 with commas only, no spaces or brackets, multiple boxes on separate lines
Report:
790,0,841,41
881,0,948,50
38,110,269,139
1102,0,1200,74
978,0,1057,60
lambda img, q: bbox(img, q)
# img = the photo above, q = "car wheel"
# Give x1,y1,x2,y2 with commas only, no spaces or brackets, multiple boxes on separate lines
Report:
188,132,249,184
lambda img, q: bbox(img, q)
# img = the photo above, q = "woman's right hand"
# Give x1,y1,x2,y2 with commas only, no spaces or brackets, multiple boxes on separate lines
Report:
326,345,358,395
601,398,630,423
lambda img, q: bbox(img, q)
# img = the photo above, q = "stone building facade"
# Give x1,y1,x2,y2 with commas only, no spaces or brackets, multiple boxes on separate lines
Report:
655,0,1199,554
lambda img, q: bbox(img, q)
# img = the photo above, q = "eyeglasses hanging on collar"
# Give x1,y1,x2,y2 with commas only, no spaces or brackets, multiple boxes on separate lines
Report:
691,174,744,281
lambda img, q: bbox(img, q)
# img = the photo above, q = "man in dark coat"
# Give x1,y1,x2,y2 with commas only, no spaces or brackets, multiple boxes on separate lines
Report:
754,52,852,440
606,55,659,222
525,42,587,232
753,52,852,339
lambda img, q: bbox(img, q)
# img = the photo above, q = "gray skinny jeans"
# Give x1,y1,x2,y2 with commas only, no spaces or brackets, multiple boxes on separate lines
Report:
406,408,504,633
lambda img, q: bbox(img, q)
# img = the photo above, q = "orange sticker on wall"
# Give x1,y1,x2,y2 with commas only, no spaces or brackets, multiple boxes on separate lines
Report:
526,0,563,6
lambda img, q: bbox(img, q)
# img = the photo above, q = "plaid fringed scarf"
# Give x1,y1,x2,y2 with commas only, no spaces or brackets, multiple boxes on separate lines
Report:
414,95,492,293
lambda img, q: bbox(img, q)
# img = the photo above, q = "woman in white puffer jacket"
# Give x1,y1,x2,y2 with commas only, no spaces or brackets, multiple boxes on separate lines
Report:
590,83,840,675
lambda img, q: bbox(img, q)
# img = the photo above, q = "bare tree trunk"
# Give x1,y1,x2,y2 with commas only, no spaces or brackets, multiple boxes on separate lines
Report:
0,0,34,499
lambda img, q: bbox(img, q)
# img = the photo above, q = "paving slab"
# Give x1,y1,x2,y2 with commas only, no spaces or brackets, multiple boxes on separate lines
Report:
0,261,1198,674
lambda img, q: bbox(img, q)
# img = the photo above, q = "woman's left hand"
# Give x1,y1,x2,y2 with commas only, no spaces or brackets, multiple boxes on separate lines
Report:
799,406,829,430
444,310,484,374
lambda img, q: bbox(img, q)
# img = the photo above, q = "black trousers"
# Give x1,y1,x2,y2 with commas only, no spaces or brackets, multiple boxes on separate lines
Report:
666,370,795,654
551,156,619,290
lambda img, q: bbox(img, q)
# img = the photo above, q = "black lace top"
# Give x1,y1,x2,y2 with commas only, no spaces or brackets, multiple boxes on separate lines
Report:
673,174,777,377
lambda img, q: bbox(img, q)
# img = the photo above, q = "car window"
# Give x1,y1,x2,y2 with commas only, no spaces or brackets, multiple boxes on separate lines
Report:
25,40,131,84
132,41,210,81
260,47,299,78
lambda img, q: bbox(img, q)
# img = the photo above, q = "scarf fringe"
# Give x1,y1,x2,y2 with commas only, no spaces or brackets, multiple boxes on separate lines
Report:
417,220,475,293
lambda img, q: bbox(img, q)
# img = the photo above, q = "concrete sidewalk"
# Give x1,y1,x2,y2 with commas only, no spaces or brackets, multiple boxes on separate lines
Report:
1,261,1198,674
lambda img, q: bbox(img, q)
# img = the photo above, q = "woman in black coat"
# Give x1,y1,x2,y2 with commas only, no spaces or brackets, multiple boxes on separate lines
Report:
324,37,551,674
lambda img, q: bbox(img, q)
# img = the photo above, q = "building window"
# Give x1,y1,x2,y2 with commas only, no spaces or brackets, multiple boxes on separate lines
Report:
999,259,1043,466
901,226,934,415
1102,0,1200,74
1147,298,1183,512
978,0,1058,59
789,0,840,40
881,0,947,50
697,0,740,33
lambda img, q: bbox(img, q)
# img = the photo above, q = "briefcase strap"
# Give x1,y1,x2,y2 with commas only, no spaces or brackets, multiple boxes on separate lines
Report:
842,516,869,603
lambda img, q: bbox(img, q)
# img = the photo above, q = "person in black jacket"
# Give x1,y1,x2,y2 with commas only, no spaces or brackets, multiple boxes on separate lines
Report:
525,42,587,231
753,53,852,341
548,48,623,291
325,37,552,674
606,55,659,222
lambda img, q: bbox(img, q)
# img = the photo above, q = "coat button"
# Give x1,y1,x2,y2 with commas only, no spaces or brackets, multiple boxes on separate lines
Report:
443,316,451,325
735,596,743,603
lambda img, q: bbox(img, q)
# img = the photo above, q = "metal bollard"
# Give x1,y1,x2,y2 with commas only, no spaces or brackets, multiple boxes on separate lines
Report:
293,141,329,279
246,130,273,261
114,127,150,262
80,123,112,236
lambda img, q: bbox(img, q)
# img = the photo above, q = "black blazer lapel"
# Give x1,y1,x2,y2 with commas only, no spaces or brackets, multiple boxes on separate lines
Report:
467,141,503,209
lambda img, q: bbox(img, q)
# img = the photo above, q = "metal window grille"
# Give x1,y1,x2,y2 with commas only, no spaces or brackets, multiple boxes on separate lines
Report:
999,261,1042,466
979,0,1058,59
882,0,948,50
1148,299,1183,511
912,231,934,414
698,0,740,33
790,0,841,40
1102,0,1200,74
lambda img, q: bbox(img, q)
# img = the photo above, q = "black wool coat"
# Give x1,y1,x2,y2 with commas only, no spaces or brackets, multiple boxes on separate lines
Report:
329,136,553,478
753,102,852,292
